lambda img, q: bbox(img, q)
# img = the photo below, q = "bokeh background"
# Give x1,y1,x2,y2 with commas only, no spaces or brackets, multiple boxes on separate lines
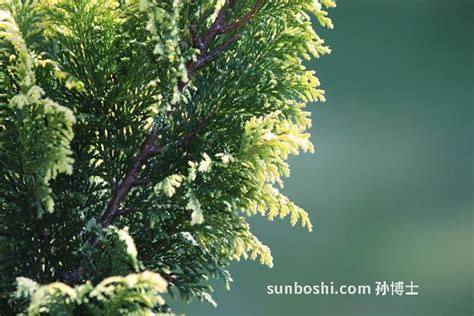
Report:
175,0,473,315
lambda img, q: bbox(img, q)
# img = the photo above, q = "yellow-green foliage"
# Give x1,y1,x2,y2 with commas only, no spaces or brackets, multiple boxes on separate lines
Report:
231,220,274,268
0,10,75,216
16,271,168,315
238,109,314,231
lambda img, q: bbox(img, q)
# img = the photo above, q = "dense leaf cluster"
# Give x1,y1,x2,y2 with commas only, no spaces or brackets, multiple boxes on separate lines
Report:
0,0,334,314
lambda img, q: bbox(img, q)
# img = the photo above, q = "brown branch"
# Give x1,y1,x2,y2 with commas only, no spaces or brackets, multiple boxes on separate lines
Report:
62,0,264,286
198,0,263,50
183,0,263,82
223,0,264,33
132,178,152,187
99,126,163,227
187,33,241,78
199,1,229,50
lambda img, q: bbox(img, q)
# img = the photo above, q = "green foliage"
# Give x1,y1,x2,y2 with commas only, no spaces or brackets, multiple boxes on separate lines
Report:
0,0,334,314
90,226,141,282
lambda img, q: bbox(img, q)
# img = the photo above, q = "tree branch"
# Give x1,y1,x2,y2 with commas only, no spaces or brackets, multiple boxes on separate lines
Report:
62,0,264,286
99,126,163,227
187,33,241,78
132,178,152,187
223,0,264,33
184,0,263,80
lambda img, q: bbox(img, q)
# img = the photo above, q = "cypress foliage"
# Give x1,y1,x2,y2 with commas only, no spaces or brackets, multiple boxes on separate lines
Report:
0,0,334,314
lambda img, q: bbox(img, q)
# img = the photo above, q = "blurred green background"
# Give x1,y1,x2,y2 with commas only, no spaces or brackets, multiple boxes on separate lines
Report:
175,0,473,315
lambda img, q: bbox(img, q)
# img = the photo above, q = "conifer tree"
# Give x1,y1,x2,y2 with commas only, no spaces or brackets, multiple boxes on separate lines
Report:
0,0,334,314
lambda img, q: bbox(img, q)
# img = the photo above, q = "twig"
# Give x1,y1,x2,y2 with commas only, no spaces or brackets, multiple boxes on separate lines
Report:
223,0,264,33
99,125,163,227
187,33,241,77
132,178,152,187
